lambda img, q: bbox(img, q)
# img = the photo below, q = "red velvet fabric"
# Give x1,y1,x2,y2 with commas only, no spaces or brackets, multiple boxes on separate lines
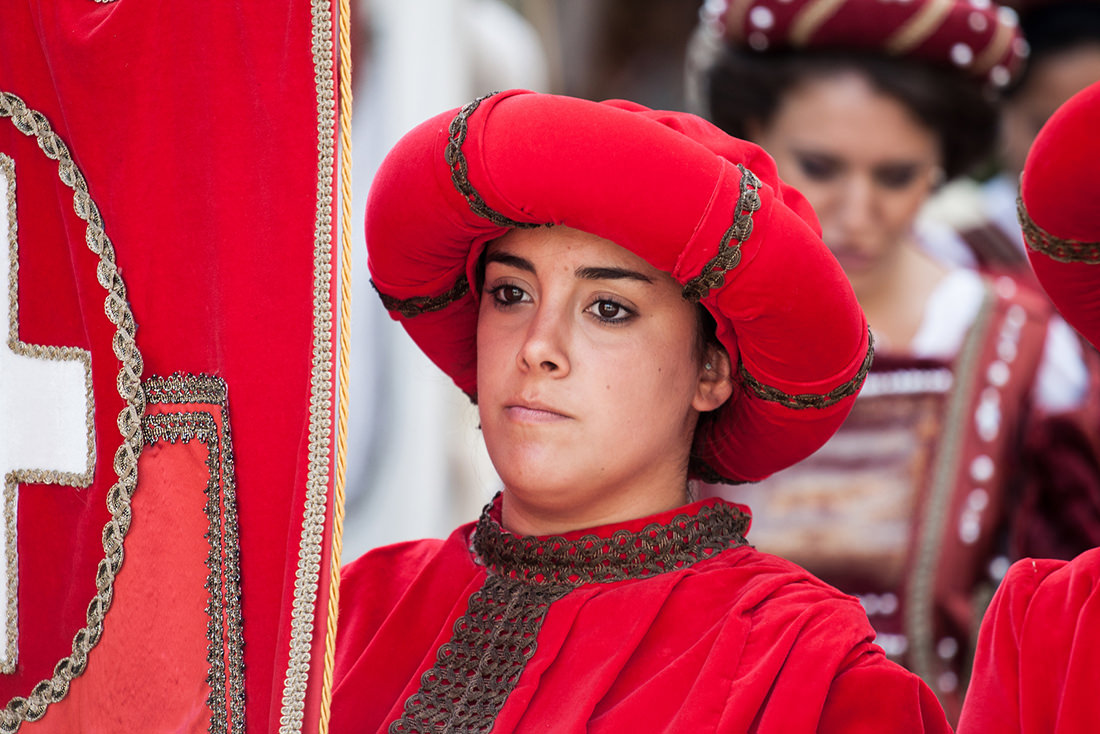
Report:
366,90,870,483
1022,79,1100,352
957,549,1100,734
332,498,952,733
0,3,337,731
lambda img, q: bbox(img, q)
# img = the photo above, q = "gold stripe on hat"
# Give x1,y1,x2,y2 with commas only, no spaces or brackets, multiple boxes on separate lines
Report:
972,14,1014,76
886,0,953,54
791,0,848,46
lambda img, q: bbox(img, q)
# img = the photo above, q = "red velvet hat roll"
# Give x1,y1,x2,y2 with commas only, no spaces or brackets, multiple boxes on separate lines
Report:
366,89,872,483
708,0,1026,88
1020,79,1100,350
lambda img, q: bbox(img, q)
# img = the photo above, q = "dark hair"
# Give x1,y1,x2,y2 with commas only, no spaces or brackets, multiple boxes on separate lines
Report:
1006,1,1100,98
704,46,1000,181
694,304,723,368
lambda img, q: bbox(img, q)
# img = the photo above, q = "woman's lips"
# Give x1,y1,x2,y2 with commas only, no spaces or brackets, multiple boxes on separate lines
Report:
832,248,876,273
505,403,570,423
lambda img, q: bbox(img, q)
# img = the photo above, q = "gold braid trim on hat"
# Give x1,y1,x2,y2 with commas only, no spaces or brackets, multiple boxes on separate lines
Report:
886,0,953,55
972,13,1015,77
739,329,875,409
791,0,847,46
683,164,761,303
1017,196,1100,264
372,275,470,318
445,92,541,231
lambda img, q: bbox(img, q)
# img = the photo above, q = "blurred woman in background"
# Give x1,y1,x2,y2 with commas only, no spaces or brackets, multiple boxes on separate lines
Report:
688,0,1100,721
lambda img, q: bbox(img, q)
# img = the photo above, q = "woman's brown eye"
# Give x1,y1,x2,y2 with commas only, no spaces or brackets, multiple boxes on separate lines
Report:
588,299,634,323
874,165,920,189
598,302,621,319
797,154,839,181
493,285,524,303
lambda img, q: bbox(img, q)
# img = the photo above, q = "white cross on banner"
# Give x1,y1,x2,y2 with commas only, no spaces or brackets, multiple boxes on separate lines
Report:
0,156,93,673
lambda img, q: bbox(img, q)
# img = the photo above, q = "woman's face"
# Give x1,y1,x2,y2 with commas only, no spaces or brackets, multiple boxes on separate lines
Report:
750,71,942,296
476,226,731,535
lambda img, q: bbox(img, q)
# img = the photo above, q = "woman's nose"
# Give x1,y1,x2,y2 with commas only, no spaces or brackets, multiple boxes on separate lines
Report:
833,175,878,235
516,304,571,376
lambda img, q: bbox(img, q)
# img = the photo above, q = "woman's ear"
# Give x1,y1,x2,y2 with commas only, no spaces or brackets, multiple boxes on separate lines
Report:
693,346,734,412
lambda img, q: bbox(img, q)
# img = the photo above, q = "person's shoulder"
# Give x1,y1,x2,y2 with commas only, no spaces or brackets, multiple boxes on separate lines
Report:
696,549,953,730
695,545,871,626
1009,547,1100,612
978,550,1100,641
343,536,447,582
340,523,476,602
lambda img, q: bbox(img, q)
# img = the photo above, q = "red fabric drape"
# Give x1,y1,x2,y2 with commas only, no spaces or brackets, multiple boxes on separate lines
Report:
0,2,338,731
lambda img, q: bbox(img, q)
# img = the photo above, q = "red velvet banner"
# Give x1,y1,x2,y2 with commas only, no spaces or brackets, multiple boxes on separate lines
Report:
0,3,339,732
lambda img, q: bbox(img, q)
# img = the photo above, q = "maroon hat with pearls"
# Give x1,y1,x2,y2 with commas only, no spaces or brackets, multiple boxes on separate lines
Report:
704,0,1027,89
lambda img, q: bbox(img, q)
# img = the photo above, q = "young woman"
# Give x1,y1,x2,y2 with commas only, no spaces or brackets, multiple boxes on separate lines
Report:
330,90,950,732
690,0,1100,721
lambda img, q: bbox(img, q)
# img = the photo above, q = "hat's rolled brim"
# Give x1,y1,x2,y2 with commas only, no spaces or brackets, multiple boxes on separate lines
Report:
1020,79,1100,351
367,90,872,483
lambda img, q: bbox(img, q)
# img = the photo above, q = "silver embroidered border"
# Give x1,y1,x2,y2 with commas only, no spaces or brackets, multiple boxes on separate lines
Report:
2,153,97,676
141,374,246,734
904,285,994,688
277,1,338,731
0,92,145,731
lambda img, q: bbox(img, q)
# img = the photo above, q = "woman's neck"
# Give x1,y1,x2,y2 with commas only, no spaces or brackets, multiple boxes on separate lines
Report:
499,483,692,537
856,241,947,353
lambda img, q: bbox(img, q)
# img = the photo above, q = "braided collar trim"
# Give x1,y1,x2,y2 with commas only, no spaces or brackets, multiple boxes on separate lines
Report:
470,495,750,587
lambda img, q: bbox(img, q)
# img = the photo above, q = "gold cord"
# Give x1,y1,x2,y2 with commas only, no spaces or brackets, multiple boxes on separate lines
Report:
318,0,352,729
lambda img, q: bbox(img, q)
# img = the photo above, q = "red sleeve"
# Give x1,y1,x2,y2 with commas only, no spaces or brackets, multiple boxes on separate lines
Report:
724,567,953,733
818,650,954,734
333,537,446,681
957,557,1064,734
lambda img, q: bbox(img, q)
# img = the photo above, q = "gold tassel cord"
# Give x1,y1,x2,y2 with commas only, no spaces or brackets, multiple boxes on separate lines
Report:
318,0,353,729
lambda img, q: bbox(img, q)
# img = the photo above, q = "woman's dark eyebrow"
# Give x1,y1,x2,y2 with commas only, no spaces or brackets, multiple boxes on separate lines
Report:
575,266,653,284
484,251,535,273
485,251,653,284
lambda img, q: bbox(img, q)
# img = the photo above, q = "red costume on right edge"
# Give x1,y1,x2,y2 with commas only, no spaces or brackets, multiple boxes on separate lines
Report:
957,80,1100,734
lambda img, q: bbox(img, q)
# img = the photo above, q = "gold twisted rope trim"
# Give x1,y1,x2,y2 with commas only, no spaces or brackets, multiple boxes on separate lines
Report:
682,164,761,303
739,329,875,409
0,91,146,732
278,0,340,731
317,0,353,730
1017,196,1100,264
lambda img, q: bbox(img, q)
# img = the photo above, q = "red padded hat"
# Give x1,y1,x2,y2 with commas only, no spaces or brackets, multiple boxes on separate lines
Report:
366,89,873,483
1020,79,1100,350
707,0,1026,88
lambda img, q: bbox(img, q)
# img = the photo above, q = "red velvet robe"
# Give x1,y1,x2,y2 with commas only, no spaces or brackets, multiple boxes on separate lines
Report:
331,497,951,732
957,547,1100,734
